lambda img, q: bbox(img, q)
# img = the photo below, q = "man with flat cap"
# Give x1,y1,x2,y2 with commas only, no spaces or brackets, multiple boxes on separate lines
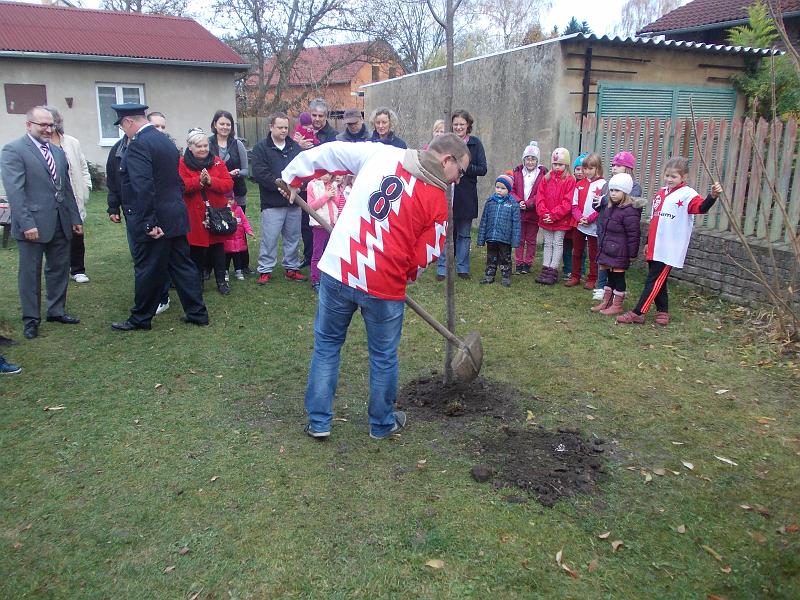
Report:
109,103,208,331
1,106,83,340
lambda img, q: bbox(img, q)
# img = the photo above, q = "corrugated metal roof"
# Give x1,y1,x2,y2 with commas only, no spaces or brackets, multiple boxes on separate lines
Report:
0,2,248,67
639,0,800,35
565,33,779,56
362,33,777,89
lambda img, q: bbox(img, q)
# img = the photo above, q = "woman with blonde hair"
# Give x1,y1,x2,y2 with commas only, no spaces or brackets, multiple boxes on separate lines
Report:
179,128,234,294
368,107,407,149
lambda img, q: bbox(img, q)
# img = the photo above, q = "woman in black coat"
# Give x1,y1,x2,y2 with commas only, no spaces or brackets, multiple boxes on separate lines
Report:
436,109,487,279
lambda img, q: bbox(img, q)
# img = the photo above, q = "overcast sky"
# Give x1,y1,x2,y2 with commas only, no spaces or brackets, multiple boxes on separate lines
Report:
23,0,689,38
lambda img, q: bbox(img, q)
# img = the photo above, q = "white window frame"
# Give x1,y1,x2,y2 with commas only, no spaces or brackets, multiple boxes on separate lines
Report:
96,83,145,146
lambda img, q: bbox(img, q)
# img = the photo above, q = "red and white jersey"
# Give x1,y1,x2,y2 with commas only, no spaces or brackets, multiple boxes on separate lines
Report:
646,183,705,268
282,142,448,300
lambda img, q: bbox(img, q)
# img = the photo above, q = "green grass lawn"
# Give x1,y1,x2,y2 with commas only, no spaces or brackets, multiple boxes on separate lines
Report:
1,191,798,599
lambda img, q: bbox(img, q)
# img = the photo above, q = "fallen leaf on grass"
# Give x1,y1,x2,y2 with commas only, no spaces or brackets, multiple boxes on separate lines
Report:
555,549,563,565
677,525,686,534
586,404,598,410
720,566,732,574
499,533,514,544
786,523,799,533
598,531,611,539
163,565,176,574
332,417,348,422
702,545,723,562
715,389,729,395
707,593,729,599
179,546,189,555
671,441,685,445
416,459,427,470
279,446,285,454
561,563,578,578
653,468,667,476
12,542,22,550
210,476,219,482
588,558,599,573
714,456,738,466
748,531,767,544
611,540,624,552
43,405,66,411
425,559,444,569
642,471,653,483
526,410,536,424
740,504,752,511
754,505,772,518
681,461,694,470
188,592,202,600
586,414,596,420
755,416,776,424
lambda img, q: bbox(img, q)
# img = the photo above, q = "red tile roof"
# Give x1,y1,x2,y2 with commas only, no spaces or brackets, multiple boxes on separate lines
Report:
0,2,248,67
260,41,398,86
640,0,800,34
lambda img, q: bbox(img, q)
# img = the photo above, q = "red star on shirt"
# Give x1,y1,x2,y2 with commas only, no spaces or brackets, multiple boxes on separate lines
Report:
676,200,684,207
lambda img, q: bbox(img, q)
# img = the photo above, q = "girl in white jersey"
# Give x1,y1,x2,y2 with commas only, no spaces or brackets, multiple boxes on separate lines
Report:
617,157,722,326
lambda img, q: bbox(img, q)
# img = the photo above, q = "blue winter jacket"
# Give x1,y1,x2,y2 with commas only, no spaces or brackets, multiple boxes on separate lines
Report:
477,194,521,247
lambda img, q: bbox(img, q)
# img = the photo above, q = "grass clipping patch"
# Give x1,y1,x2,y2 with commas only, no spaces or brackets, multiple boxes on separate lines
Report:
398,373,609,507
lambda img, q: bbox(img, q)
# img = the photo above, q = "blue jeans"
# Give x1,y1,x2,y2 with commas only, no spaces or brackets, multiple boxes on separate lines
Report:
304,273,405,437
437,218,473,275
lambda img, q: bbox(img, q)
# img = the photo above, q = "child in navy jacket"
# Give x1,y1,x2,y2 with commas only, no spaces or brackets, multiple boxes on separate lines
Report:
477,174,521,287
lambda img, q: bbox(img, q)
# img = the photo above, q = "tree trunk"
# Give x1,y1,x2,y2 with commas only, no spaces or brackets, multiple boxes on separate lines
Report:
443,0,456,385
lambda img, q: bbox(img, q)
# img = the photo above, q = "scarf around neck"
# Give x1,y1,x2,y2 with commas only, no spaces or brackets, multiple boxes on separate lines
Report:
183,147,216,172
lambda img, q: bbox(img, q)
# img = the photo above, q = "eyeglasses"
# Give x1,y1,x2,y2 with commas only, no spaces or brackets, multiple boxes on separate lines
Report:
28,121,54,129
447,155,467,178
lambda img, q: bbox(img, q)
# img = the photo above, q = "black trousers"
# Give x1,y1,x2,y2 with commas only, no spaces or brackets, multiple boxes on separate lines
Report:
129,235,207,327
486,241,512,276
226,251,249,271
633,260,671,315
70,230,86,275
606,270,627,292
190,243,226,284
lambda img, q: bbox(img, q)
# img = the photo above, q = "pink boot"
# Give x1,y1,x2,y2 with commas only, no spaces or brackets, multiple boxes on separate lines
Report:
655,311,670,326
590,287,613,312
616,310,645,325
599,290,626,316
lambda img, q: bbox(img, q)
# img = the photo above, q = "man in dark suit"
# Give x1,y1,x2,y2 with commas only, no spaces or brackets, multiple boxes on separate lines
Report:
1,106,83,339
109,103,208,331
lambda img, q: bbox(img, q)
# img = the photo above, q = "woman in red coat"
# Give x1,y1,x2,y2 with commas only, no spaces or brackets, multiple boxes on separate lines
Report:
535,147,576,285
180,129,234,294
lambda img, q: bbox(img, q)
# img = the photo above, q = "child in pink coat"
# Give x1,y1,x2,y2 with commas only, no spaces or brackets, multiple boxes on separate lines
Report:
307,174,347,293
224,200,255,280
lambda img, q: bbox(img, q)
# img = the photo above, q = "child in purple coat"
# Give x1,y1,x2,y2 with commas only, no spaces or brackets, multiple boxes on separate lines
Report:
591,173,642,316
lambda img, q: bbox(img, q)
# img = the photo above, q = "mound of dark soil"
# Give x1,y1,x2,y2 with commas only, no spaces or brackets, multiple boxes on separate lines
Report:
397,372,527,421
478,426,608,507
397,372,609,507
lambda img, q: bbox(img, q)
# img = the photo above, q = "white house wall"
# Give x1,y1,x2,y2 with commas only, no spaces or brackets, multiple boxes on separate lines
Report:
1,58,240,167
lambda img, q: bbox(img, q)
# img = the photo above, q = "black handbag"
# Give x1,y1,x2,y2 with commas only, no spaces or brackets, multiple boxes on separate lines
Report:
201,190,237,236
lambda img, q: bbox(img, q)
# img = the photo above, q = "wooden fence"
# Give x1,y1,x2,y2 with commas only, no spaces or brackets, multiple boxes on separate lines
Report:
559,116,800,245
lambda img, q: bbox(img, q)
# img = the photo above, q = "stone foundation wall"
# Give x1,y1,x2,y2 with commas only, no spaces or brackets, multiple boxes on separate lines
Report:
644,226,799,308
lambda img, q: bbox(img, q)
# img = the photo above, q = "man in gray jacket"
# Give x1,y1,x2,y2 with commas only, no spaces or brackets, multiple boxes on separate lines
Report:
1,106,83,339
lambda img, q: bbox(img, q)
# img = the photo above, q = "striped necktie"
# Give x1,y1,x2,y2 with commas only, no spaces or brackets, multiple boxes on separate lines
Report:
40,144,57,182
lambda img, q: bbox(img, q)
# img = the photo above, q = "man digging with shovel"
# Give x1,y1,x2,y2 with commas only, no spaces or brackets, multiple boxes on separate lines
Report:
279,133,471,440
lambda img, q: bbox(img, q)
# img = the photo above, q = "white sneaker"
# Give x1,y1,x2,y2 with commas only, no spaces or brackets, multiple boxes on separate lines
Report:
72,273,89,283
234,270,245,281
592,288,604,300
155,299,170,315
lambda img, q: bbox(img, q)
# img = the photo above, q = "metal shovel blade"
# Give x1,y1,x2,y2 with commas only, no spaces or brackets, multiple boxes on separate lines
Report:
451,330,483,383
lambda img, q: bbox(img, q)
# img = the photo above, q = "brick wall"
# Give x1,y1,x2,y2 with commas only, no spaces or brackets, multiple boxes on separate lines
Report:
642,225,800,309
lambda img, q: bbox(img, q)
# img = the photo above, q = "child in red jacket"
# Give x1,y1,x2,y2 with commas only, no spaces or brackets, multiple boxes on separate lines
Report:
535,147,576,285
511,141,547,274
223,200,255,281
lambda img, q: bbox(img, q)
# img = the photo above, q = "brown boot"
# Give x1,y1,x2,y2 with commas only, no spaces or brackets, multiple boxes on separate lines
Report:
655,311,670,326
590,286,613,312
600,290,626,316
564,276,581,287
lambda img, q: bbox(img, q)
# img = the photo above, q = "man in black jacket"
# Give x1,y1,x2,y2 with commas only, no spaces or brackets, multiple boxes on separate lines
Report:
252,113,306,284
108,103,208,331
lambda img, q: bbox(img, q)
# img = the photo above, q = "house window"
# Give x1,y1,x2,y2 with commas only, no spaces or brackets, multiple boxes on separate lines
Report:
388,67,397,79
371,66,379,81
96,83,145,145
5,84,47,114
